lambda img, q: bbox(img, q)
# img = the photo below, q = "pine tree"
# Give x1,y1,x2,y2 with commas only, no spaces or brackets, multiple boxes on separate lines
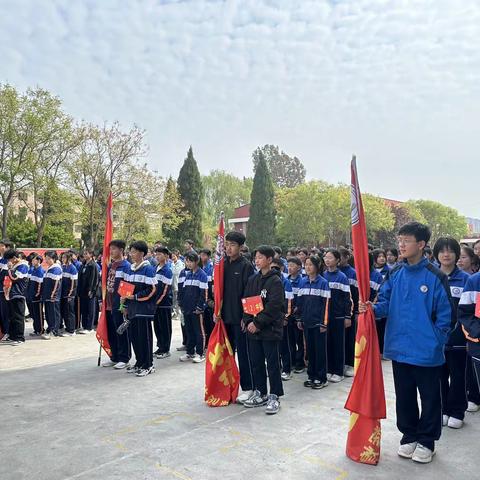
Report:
172,147,204,248
247,152,276,248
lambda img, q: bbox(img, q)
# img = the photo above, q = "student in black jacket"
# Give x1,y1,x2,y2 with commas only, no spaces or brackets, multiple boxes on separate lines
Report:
77,249,99,334
220,231,255,404
242,245,285,415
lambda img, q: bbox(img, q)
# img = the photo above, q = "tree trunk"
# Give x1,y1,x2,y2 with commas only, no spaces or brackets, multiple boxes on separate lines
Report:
1,203,7,239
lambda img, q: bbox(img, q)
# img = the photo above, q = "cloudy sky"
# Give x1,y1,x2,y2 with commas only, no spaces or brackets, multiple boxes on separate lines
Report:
1,0,479,216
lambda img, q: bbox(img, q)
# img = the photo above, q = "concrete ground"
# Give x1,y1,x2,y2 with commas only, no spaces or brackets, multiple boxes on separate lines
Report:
1,320,478,480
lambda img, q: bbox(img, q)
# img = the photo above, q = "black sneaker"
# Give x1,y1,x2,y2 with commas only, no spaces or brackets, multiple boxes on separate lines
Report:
304,379,314,388
153,349,161,355
243,390,268,408
312,380,328,390
294,367,306,374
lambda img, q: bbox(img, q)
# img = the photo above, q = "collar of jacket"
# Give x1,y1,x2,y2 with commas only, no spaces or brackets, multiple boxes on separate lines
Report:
131,260,150,272
402,256,429,271
261,269,279,280
13,260,29,270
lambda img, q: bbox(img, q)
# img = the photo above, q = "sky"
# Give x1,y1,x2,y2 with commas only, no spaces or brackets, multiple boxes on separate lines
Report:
1,0,480,216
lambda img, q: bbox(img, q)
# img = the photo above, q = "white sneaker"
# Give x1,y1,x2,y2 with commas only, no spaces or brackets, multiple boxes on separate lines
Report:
467,401,480,412
442,415,449,426
344,366,354,378
114,362,128,369
102,360,117,367
397,442,417,459
179,353,194,362
41,333,51,340
412,444,436,464
136,366,155,377
192,354,205,363
329,374,344,383
236,390,254,404
0,333,10,342
447,417,463,429
327,373,332,381
281,372,292,381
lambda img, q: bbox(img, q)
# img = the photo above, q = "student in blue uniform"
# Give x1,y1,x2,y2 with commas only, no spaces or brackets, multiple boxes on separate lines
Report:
323,249,352,383
41,251,63,339
271,258,294,381
0,240,13,340
153,247,173,360
0,250,29,345
102,240,132,370
360,222,452,464
386,247,399,269
123,241,157,377
60,252,78,336
287,257,306,373
297,255,330,389
26,255,45,337
373,248,391,279
433,237,470,429
178,251,208,363
199,248,214,346
339,247,358,378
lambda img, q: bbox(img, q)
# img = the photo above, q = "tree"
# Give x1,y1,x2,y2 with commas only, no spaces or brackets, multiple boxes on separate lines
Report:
6,208,37,247
161,176,190,244
252,144,306,188
247,152,276,248
172,147,203,248
405,199,468,243
202,170,252,229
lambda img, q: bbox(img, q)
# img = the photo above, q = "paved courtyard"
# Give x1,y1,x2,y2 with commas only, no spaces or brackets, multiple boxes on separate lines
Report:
1,320,478,480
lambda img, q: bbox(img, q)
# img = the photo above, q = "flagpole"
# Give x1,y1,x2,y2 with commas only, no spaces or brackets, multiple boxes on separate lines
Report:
97,344,102,367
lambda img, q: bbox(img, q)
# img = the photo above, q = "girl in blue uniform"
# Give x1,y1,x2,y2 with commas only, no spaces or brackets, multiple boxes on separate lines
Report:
373,248,391,279
42,251,62,339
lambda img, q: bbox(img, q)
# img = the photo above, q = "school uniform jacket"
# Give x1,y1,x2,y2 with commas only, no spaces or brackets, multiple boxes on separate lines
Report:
340,265,359,315
178,268,208,315
288,274,302,311
376,264,391,279
61,264,78,298
124,260,157,319
77,260,99,298
8,261,29,299
281,275,294,316
458,272,480,359
26,265,45,303
369,269,384,303
0,257,8,294
156,263,173,308
296,275,330,329
322,269,352,320
41,263,63,302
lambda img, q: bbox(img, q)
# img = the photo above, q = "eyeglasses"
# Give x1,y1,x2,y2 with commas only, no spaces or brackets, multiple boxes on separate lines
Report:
397,237,418,246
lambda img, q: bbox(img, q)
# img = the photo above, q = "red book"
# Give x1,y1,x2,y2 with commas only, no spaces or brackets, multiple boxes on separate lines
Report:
3,276,12,289
241,296,264,316
118,280,134,298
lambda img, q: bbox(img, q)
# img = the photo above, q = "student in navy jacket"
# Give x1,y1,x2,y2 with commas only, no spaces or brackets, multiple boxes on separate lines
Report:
339,247,358,378
296,255,330,389
77,249,100,334
0,239,13,339
323,249,352,383
287,257,306,373
360,222,453,464
178,251,208,363
41,251,63,339
102,240,131,369
122,241,157,377
3,250,29,344
373,248,391,279
60,252,78,336
368,252,387,354
153,247,173,359
26,255,45,336
432,237,470,429
199,248,214,346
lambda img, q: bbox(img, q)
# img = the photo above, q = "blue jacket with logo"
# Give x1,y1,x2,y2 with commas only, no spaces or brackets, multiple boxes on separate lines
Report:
296,275,331,329
26,265,45,302
340,265,359,315
322,269,352,320
124,261,157,319
8,261,30,299
0,257,8,294
61,263,78,298
288,273,303,310
42,264,63,302
178,268,208,315
458,272,480,358
155,263,173,308
369,269,384,303
374,258,453,367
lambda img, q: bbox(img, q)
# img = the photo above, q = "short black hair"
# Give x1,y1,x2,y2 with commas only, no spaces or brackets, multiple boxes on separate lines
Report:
255,245,275,260
84,248,95,256
34,255,43,263
185,251,199,263
287,256,302,267
109,239,126,251
398,221,431,244
273,246,282,255
4,249,20,261
372,248,386,263
129,241,148,256
324,248,341,262
338,247,351,259
185,239,194,246
305,254,323,274
461,245,476,260
199,248,211,256
0,239,13,249
298,248,309,256
225,231,246,246
386,247,398,258
433,237,461,263
45,250,58,261
271,258,284,270
154,246,171,257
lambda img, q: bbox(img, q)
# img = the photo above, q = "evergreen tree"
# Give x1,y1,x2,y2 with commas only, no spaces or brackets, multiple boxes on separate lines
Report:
247,152,276,248
172,147,203,248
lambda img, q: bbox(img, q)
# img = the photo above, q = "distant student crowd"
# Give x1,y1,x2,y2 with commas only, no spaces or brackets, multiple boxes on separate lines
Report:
1,225,480,462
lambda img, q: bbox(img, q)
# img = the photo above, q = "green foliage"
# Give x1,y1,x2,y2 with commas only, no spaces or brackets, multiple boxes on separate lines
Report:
172,147,204,248
252,144,306,188
247,153,276,248
6,208,37,247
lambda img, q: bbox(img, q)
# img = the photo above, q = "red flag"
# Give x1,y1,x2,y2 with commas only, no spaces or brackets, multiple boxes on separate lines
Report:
345,157,386,465
96,191,113,359
213,213,225,319
204,318,240,406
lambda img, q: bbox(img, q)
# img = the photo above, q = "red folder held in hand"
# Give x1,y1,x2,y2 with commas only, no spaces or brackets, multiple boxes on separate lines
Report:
118,280,134,298
475,292,480,318
3,276,12,289
242,295,264,316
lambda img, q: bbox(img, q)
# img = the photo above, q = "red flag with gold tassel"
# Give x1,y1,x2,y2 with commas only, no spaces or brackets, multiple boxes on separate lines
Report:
204,213,240,406
345,157,386,465
96,191,113,363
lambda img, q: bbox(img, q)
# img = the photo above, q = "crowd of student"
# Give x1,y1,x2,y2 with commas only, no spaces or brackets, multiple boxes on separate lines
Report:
1,224,480,463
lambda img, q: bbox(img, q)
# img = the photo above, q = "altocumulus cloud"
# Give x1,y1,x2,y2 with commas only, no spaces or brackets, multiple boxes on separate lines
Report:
1,0,480,215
